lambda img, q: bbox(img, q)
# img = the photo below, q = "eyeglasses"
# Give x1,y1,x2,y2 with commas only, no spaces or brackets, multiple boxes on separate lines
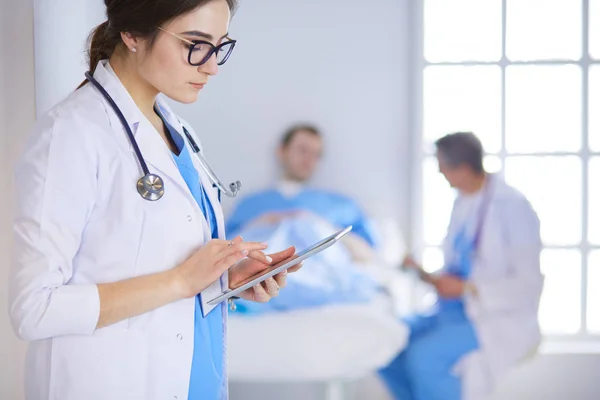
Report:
159,27,237,66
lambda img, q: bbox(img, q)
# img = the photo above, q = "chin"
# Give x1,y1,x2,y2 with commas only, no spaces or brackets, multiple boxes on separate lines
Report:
163,89,200,104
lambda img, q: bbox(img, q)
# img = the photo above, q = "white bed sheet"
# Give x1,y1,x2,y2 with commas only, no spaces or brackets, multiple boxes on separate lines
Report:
227,300,409,382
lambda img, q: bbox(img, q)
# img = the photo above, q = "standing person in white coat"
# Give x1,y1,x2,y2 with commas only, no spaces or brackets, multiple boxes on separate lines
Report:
9,1,302,399
379,132,544,400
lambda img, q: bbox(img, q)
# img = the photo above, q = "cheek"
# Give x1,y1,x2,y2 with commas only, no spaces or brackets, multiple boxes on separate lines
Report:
142,46,190,92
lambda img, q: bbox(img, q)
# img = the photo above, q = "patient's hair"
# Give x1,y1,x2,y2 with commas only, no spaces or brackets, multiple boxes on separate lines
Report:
435,132,484,174
280,124,322,148
80,0,238,84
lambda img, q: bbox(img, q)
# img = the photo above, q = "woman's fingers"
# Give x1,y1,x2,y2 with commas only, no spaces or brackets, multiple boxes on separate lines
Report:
214,249,252,274
268,246,295,264
262,277,280,296
252,283,271,302
273,270,287,289
247,250,273,265
215,240,267,260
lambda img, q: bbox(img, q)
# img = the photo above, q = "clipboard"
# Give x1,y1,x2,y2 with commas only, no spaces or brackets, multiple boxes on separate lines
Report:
207,225,353,306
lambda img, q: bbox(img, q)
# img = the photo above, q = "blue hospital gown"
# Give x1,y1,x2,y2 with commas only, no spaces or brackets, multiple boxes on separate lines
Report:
226,188,378,247
378,224,480,400
157,110,224,400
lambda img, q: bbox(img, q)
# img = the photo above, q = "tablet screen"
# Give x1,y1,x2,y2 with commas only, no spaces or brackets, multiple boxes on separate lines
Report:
228,227,348,291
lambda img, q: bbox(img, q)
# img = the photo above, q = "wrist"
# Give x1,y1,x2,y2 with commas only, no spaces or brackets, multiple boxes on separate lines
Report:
166,267,191,300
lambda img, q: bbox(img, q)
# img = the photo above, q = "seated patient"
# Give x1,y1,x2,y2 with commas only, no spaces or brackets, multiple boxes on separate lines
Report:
227,124,380,262
226,124,384,314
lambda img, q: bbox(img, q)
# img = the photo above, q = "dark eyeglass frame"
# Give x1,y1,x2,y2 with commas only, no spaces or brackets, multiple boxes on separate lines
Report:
158,27,237,66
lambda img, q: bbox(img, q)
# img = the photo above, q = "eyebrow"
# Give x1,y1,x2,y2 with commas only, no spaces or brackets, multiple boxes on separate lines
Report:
180,30,229,41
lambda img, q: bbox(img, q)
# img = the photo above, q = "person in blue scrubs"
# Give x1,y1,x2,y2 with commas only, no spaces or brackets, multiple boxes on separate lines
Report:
378,226,480,400
227,124,379,262
379,132,492,400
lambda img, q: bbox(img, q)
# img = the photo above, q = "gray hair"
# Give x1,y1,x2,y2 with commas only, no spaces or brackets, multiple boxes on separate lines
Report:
434,132,484,174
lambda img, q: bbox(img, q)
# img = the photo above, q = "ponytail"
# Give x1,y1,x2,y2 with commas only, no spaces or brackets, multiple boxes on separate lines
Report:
77,21,120,89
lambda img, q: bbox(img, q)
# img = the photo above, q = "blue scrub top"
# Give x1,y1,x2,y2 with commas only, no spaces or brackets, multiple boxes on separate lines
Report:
437,224,476,318
158,111,223,400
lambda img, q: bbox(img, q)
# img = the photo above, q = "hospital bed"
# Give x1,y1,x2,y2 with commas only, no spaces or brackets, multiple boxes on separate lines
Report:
227,219,411,400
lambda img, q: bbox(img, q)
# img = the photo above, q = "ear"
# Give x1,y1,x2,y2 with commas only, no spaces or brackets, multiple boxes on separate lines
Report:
120,32,140,53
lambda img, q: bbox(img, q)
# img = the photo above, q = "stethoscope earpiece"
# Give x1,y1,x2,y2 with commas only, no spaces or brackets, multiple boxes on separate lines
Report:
137,173,165,201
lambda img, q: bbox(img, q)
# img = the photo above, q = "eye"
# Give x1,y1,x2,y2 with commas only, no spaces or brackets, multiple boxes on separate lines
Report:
190,43,210,53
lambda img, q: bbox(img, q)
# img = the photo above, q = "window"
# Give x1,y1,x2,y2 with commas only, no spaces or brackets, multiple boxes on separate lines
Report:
418,0,599,341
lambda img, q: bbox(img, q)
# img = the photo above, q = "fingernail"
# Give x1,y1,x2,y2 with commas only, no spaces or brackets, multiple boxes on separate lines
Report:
261,242,269,247
282,270,288,275
266,256,273,263
242,250,249,256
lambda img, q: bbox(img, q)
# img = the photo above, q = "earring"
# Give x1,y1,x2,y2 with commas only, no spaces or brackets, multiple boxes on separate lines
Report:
131,47,137,53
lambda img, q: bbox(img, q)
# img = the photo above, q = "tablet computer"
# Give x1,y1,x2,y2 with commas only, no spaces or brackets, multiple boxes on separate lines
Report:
206,225,353,305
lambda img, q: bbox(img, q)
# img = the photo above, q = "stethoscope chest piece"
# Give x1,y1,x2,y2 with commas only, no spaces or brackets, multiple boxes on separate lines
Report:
137,173,165,201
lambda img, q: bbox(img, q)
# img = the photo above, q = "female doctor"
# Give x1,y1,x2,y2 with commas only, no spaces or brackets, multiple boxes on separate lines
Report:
9,1,299,399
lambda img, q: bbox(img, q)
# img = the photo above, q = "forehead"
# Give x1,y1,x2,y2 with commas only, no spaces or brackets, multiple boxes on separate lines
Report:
164,1,231,39
289,130,322,147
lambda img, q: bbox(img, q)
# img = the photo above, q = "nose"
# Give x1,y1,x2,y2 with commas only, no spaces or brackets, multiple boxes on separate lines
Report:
198,53,219,76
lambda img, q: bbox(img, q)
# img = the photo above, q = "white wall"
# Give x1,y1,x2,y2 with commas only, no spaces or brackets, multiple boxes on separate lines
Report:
33,0,106,116
169,0,412,230
0,1,35,399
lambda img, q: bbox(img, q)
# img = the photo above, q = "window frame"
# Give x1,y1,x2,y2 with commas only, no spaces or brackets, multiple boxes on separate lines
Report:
411,0,600,350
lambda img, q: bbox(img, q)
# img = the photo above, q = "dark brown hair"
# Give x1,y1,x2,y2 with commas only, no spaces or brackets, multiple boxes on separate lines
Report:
280,124,322,148
80,0,237,85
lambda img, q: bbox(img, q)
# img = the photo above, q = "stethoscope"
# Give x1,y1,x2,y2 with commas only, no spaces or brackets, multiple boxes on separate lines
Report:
84,72,242,201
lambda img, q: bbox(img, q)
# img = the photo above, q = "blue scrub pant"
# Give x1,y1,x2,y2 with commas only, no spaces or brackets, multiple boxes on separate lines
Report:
378,303,479,400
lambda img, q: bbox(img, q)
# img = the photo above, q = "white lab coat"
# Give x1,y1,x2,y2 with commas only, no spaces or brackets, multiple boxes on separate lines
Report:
9,60,230,400
448,174,544,400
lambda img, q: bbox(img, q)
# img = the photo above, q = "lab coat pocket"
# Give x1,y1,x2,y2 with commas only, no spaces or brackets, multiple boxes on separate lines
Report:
49,328,149,400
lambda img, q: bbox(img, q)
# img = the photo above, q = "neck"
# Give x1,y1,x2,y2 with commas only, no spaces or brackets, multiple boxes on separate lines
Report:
282,173,306,184
109,53,159,120
460,173,487,195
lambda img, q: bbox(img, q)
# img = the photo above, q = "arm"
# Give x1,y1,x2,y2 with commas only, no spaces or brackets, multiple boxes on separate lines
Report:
342,233,377,263
467,199,544,315
10,116,102,340
9,117,265,340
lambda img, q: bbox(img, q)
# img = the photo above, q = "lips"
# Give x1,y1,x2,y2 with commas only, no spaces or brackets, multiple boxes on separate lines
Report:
190,82,206,89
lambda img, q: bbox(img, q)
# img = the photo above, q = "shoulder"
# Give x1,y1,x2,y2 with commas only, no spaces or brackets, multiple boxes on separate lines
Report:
493,176,535,211
236,189,280,205
31,84,111,147
490,175,540,231
16,85,112,173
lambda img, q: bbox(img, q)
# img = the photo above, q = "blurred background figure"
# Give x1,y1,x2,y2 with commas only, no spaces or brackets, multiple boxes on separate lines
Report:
227,124,379,263
380,132,544,400
225,124,387,314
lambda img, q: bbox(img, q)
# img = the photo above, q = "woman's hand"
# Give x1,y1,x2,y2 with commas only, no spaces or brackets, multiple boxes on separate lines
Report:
172,237,269,299
229,240,303,303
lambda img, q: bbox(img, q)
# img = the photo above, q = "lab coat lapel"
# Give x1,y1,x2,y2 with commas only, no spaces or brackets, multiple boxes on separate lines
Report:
92,61,191,198
157,100,228,315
